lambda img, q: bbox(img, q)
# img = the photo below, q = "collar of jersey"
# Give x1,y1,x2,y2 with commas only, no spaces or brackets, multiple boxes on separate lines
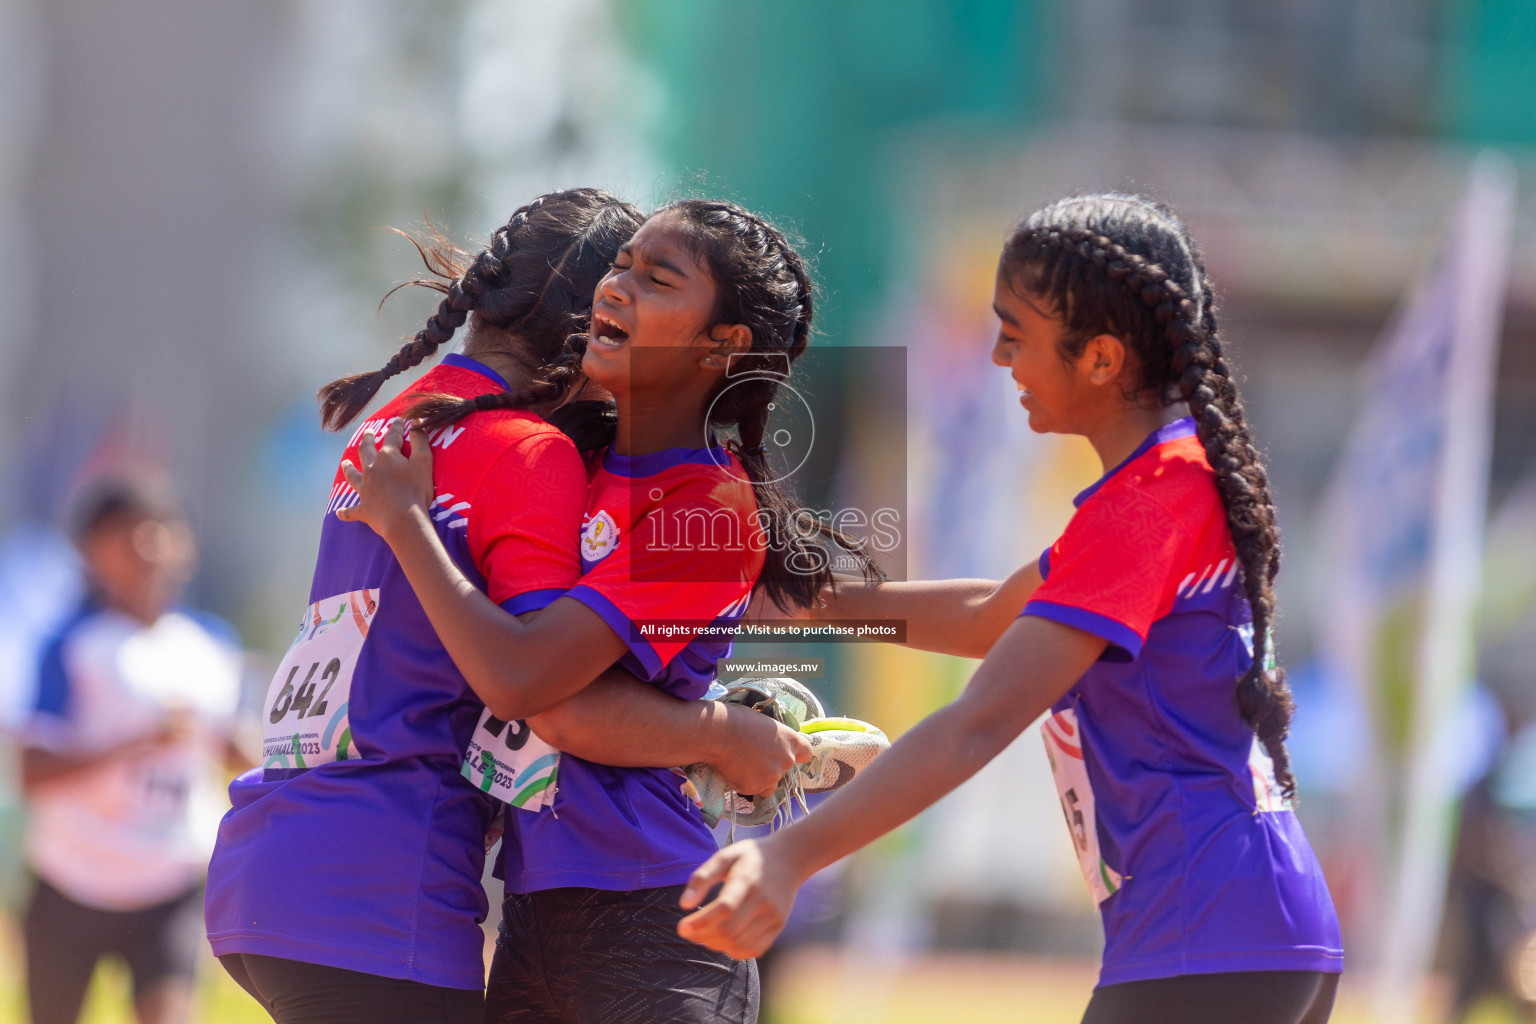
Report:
1073,416,1197,508
601,444,730,478
440,352,510,390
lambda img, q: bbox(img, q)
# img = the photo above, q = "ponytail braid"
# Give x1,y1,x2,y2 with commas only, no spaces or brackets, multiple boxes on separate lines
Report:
317,189,643,436
1173,265,1294,800
318,208,525,432
662,199,885,611
318,265,485,431
1002,195,1297,800
407,339,586,433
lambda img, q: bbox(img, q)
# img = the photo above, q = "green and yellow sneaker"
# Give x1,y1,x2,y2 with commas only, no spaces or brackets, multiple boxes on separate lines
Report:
677,678,888,831
797,717,890,793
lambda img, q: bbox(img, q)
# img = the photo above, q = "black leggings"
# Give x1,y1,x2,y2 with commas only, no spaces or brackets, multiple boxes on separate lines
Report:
1081,970,1338,1024
218,953,483,1024
23,875,204,1024
485,885,759,1024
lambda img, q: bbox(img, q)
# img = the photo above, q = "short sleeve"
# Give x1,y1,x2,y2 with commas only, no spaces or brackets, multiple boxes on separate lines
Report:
565,502,758,682
1022,490,1192,660
184,608,242,651
468,431,586,612
21,632,76,752
183,609,248,725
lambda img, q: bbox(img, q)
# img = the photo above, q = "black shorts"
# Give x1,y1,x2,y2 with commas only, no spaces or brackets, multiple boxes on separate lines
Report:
23,874,205,1024
1081,969,1339,1024
485,885,759,1024
217,952,483,1024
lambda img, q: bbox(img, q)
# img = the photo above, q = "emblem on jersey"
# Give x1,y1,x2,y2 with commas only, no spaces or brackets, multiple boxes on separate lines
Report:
582,510,620,562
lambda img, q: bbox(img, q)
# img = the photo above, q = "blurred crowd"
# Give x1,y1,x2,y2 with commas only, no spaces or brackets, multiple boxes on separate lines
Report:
2,477,256,1024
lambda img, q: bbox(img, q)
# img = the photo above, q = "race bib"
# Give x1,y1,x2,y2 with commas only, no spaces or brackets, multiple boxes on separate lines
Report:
125,755,195,836
1235,625,1291,812
1248,735,1290,812
462,707,560,812
1042,707,1124,904
261,590,378,769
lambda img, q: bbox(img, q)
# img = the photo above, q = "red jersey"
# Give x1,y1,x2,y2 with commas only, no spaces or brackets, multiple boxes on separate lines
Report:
502,442,766,893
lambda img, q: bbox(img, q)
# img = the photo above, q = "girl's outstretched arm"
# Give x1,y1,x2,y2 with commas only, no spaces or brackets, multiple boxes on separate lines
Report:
785,563,1043,659
675,614,1105,960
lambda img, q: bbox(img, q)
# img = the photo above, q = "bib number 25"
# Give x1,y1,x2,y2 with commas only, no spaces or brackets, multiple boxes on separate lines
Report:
463,706,560,812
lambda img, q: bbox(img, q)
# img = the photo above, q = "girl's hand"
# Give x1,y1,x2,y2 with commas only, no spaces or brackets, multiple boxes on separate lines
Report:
337,418,435,541
676,833,805,959
713,708,812,797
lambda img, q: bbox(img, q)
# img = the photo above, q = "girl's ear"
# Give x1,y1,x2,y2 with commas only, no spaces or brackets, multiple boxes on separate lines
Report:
702,323,752,369
1080,333,1128,387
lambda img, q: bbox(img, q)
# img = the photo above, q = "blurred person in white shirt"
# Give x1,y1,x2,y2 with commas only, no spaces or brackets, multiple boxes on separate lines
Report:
16,477,252,1024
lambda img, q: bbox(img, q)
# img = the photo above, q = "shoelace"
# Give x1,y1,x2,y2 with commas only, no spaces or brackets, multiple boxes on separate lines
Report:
719,692,816,842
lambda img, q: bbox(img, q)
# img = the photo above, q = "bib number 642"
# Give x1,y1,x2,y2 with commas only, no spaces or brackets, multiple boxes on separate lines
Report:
261,590,378,770
269,658,342,724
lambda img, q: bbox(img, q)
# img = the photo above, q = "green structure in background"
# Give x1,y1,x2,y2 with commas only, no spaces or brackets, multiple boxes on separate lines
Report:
626,0,1536,323
620,1,1049,713
1442,0,1536,146
622,0,1049,342
619,0,1536,728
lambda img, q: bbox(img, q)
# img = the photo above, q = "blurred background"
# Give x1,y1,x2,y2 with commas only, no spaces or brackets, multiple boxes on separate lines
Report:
3,1,1536,1022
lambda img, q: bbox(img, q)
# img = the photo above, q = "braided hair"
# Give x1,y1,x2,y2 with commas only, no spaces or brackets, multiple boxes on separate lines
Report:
317,188,643,432
1000,194,1296,799
660,199,886,611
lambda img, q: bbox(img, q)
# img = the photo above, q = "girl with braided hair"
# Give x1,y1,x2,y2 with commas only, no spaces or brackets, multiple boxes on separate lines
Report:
337,197,881,1022
678,194,1343,1024
205,189,810,1024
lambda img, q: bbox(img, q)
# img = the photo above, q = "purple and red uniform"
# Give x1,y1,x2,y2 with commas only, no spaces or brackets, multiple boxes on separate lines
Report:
499,444,764,892
205,354,586,989
1024,417,1343,987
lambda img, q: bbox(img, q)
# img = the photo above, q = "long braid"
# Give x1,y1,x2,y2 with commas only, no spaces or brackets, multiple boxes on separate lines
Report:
318,272,479,431
1180,262,1295,799
409,340,586,433
747,216,884,594
1193,263,1283,589
402,196,571,430
1003,197,1297,799
317,189,643,437
662,200,885,611
319,200,535,431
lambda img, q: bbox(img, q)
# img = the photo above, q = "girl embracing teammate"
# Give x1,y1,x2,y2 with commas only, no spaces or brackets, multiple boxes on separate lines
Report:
338,198,878,1023
680,194,1344,1024
206,189,808,1024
